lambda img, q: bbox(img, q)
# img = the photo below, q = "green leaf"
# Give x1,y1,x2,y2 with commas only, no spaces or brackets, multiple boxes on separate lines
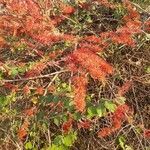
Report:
118,136,126,150
36,111,45,120
63,99,70,108
41,94,54,103
0,96,6,107
73,112,82,120
125,145,133,150
62,114,68,122
97,103,106,117
134,126,142,134
25,141,33,150
62,135,72,146
145,66,150,73
53,95,60,103
104,101,117,112
48,144,63,150
53,135,63,145
48,144,57,150
87,106,97,118
0,93,16,108
54,117,60,126
10,67,19,77
0,71,3,80
116,97,126,105
62,131,77,147
17,67,26,74
62,83,67,88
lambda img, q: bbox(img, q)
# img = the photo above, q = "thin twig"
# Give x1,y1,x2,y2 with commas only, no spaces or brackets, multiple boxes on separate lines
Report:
1,70,68,83
131,2,149,13
43,73,59,96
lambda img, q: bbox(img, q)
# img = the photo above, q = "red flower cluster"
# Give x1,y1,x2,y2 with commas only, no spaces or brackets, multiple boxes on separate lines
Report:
36,87,44,95
60,3,75,15
18,119,30,140
23,85,31,95
98,104,130,137
144,129,150,138
144,19,150,32
72,75,88,112
25,62,47,77
106,0,142,47
118,80,132,96
25,0,42,19
23,106,37,117
62,118,73,133
69,48,113,81
4,83,18,92
77,120,91,129
94,0,115,8
0,0,76,46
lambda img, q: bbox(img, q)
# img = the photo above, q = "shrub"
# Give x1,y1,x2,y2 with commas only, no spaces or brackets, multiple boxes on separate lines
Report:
0,0,149,149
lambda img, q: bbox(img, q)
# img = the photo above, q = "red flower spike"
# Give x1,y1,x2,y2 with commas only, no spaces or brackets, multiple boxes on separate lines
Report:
24,107,37,117
144,129,150,138
72,75,88,112
98,127,112,138
4,83,18,92
78,120,91,129
71,48,113,80
36,87,44,95
61,4,75,14
6,0,28,15
47,85,56,93
144,20,150,32
18,119,30,140
25,62,47,77
25,0,42,19
0,36,6,47
62,118,73,133
98,104,130,138
118,80,132,96
84,35,101,43
79,2,90,9
23,85,30,95
94,0,115,9
79,43,104,53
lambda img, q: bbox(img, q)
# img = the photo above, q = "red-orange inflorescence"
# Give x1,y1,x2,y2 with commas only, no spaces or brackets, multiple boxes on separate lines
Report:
25,0,42,19
118,80,132,96
72,75,88,112
98,104,130,138
144,19,150,32
144,129,150,138
36,87,44,95
62,118,73,133
18,119,30,140
77,120,91,129
94,0,115,8
70,48,113,80
23,85,31,95
0,0,147,141
25,62,47,77
60,3,75,15
4,83,18,92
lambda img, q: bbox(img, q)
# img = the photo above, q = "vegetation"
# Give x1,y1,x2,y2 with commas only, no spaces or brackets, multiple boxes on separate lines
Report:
0,0,150,149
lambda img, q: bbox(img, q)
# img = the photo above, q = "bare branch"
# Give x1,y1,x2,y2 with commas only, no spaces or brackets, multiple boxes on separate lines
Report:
1,70,68,83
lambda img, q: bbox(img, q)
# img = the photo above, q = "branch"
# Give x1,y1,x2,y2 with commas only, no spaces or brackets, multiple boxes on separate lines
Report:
1,70,68,83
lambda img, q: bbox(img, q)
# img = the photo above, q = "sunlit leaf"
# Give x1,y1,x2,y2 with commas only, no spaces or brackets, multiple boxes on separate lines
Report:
104,101,117,112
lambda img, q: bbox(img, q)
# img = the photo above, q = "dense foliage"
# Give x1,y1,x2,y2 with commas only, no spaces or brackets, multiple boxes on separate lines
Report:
0,0,150,149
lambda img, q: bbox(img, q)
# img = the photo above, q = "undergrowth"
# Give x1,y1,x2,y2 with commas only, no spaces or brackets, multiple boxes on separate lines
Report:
0,0,150,150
